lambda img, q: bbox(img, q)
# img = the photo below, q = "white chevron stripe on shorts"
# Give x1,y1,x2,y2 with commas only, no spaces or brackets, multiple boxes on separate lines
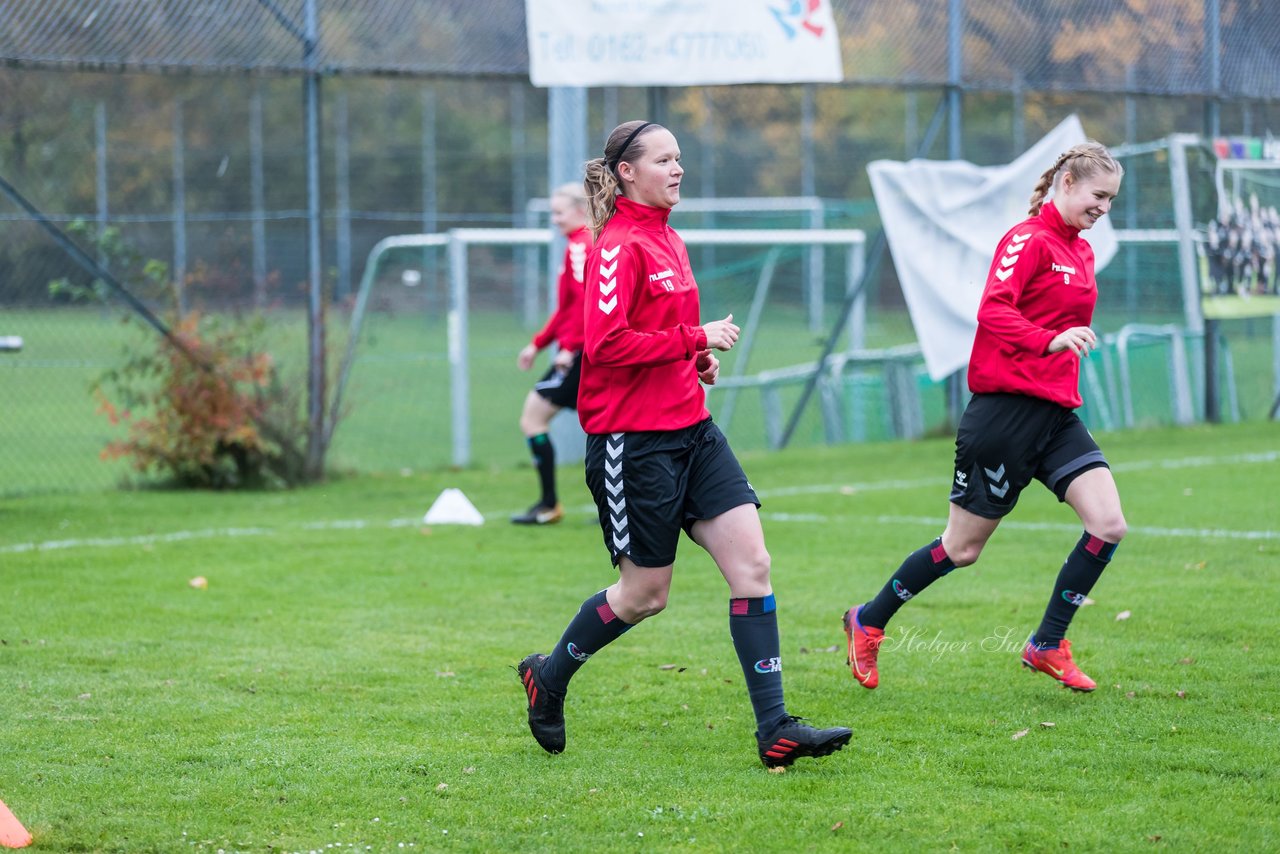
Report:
604,432,630,555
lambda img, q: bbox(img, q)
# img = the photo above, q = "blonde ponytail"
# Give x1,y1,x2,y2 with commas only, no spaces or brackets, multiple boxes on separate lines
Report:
583,157,620,240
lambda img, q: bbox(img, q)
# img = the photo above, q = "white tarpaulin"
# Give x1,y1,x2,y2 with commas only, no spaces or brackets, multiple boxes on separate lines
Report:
868,116,1119,381
525,0,843,87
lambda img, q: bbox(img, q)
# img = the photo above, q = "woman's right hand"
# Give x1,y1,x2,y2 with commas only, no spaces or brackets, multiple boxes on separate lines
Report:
517,343,537,371
701,313,740,351
1047,326,1097,357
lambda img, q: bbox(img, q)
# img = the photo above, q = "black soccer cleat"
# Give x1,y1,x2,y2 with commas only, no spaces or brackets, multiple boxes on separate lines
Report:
510,503,564,525
756,715,852,768
517,653,566,754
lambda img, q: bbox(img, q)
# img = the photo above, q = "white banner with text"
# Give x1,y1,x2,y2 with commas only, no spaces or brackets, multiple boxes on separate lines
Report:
526,0,843,87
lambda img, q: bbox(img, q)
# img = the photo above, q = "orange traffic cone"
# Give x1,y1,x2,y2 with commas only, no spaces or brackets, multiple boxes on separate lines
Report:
0,799,32,849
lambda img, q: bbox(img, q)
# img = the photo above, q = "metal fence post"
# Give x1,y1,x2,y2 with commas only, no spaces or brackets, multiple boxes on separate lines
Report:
172,98,187,314
448,233,470,467
250,85,268,308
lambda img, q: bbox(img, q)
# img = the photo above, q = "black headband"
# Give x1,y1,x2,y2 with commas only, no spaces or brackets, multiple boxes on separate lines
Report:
607,122,655,174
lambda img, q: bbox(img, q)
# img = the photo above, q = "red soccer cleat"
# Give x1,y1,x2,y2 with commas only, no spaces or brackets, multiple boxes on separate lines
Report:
842,605,885,689
1021,637,1096,692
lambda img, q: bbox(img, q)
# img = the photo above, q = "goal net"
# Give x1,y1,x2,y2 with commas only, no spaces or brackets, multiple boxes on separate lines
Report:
328,224,884,473
1201,158,1280,317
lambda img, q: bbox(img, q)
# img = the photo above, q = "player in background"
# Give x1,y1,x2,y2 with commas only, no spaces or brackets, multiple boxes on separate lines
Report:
843,142,1128,693
511,183,594,525
518,120,852,768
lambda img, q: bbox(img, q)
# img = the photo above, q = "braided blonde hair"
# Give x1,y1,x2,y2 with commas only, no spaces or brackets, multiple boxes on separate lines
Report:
1028,142,1124,216
583,120,665,240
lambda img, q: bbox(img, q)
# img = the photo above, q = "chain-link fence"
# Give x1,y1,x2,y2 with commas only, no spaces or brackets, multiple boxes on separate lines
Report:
3,1,1279,495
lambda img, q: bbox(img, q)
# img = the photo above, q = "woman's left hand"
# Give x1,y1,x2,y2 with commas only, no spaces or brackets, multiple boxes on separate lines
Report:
1047,326,1097,357
696,350,720,385
553,348,576,370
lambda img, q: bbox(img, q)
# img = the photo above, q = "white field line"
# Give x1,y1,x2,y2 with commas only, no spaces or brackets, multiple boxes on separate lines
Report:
3,450,1276,555
758,512,1280,542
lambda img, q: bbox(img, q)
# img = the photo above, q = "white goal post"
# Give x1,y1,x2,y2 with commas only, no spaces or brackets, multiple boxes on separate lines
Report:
336,227,867,466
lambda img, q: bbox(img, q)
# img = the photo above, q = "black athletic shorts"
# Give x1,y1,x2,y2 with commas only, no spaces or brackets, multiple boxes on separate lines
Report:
584,418,760,567
532,351,581,409
950,392,1109,519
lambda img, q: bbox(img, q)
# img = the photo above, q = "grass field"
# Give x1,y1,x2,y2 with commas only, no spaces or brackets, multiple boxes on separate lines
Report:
2,421,1277,852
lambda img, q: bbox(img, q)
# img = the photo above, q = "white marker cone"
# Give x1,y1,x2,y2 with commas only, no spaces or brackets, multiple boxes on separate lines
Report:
423,488,484,526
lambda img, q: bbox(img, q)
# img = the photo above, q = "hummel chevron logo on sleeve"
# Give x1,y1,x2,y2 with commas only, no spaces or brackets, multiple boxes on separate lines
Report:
597,246,620,314
994,232,1031,282
569,242,588,282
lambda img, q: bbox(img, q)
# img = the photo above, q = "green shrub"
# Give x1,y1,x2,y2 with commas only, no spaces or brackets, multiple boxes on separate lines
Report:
47,221,311,488
95,311,308,488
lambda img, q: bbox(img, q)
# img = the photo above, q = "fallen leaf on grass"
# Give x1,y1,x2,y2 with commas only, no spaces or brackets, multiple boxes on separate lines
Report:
831,821,844,831
1175,690,1187,699
436,671,455,678
767,765,787,774
1115,610,1132,621
1040,721,1056,728
1012,728,1030,741
189,576,208,590
1178,658,1194,665
436,783,448,792
1082,597,1096,606
659,664,677,671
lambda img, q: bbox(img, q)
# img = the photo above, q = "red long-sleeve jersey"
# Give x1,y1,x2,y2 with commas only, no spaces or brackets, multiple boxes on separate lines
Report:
531,225,592,353
968,200,1098,409
578,196,710,434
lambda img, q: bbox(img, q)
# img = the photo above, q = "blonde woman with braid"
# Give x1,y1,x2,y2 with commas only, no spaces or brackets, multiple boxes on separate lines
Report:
843,142,1128,693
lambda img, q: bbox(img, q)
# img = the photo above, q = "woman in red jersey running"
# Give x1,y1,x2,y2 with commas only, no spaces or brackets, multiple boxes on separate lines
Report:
518,120,851,768
511,183,594,526
843,142,1128,693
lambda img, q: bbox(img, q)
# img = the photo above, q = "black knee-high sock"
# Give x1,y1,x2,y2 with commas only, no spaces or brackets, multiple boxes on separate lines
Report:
729,595,787,733
527,433,556,506
858,538,956,630
541,590,632,693
1033,531,1118,649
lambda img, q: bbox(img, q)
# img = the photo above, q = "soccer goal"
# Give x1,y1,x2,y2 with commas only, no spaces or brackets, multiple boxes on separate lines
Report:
337,226,866,468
